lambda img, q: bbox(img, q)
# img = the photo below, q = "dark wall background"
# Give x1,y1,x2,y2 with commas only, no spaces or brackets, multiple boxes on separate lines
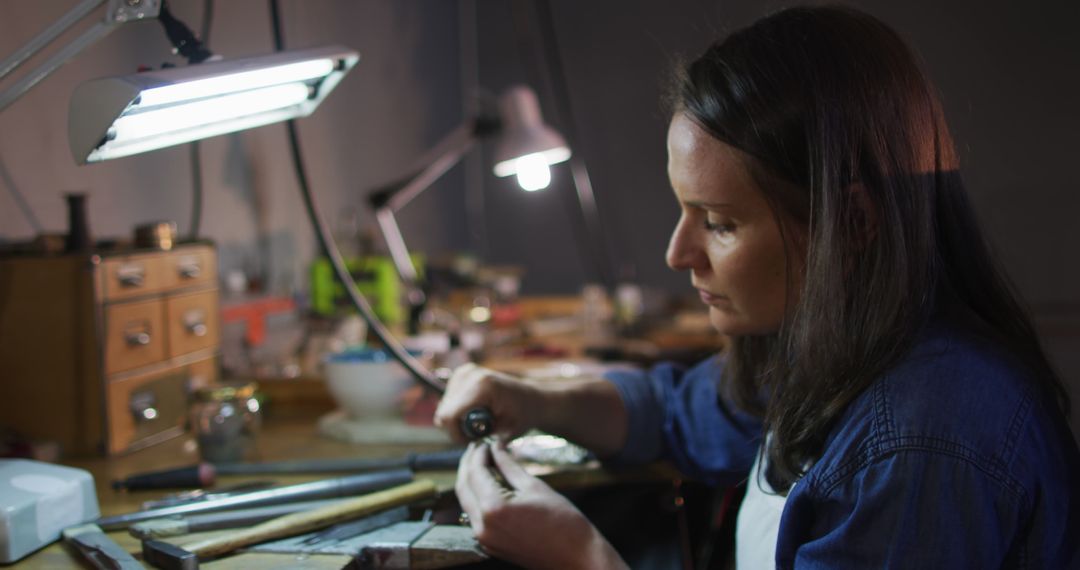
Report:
1,1,1077,439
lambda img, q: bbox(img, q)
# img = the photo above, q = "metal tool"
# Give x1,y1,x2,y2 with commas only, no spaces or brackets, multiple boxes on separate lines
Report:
62,523,143,569
128,499,340,540
113,448,466,491
100,468,413,530
299,506,410,547
141,480,437,569
141,480,276,509
460,408,494,440
251,506,412,554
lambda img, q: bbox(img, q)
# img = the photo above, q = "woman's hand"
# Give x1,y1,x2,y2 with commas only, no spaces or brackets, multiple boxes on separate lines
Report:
434,363,541,443
456,441,628,570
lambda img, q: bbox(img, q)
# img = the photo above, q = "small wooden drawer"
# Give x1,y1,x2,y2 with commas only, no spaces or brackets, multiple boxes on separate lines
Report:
105,300,166,375
165,246,217,291
106,366,188,454
102,255,167,301
166,290,219,358
186,356,219,391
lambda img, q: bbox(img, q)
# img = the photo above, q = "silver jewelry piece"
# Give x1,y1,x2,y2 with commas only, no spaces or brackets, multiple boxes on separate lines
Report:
458,511,471,526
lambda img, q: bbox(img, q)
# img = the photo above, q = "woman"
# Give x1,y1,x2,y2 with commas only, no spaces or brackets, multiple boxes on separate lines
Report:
435,6,1080,568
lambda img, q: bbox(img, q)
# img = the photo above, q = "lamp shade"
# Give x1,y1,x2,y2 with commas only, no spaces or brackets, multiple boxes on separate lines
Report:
491,85,571,180
68,45,358,164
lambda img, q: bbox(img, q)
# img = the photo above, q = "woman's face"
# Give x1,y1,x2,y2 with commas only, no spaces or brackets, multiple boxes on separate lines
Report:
666,113,802,336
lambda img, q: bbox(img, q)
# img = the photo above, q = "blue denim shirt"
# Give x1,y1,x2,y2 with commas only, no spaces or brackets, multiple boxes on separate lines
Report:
606,322,1080,568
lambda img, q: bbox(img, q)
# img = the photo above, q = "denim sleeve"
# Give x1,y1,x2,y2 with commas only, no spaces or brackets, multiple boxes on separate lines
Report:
777,450,1025,569
604,356,762,485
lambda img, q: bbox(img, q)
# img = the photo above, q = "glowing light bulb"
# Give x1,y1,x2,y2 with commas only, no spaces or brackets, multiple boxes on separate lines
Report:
513,153,552,191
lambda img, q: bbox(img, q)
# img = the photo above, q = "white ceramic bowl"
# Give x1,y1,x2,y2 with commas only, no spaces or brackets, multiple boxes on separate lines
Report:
323,349,415,419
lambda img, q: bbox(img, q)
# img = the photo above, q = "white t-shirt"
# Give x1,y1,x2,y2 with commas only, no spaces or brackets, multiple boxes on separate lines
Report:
735,447,790,569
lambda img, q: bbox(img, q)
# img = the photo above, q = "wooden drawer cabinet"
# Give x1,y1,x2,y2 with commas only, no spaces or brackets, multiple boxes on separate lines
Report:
0,243,220,456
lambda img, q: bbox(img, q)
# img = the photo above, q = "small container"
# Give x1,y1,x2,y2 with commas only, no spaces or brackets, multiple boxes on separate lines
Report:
134,221,178,250
189,382,261,463
64,193,92,252
323,349,415,420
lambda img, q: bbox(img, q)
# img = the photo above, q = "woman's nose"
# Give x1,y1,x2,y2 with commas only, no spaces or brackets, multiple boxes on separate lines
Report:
666,217,707,271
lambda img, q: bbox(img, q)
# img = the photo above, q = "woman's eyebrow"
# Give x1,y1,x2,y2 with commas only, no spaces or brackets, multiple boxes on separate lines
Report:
684,200,735,210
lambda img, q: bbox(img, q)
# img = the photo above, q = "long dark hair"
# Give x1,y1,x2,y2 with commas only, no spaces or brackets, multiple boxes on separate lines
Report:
672,6,1070,492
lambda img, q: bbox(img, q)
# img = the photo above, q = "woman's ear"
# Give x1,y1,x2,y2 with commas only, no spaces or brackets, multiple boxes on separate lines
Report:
848,182,878,246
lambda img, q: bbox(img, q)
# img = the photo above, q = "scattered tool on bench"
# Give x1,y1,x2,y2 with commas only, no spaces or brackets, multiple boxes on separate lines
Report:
128,498,341,539
141,479,437,569
113,448,465,491
249,506,412,554
100,468,413,530
62,523,143,569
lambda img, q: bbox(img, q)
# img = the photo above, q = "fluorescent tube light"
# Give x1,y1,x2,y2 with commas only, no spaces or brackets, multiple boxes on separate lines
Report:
68,45,358,164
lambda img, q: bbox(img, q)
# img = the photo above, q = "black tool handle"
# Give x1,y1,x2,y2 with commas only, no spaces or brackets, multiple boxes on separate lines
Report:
460,407,494,440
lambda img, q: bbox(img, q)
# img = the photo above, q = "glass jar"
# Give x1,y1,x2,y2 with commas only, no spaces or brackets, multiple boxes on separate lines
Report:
189,382,261,463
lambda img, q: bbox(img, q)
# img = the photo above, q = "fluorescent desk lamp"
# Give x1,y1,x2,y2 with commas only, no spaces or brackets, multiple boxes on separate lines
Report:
68,46,358,163
370,85,570,294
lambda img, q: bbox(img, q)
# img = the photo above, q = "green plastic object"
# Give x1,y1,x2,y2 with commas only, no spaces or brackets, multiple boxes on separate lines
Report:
309,256,422,326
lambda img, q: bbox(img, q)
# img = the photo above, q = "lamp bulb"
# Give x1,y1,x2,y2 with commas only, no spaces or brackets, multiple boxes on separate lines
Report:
513,153,552,191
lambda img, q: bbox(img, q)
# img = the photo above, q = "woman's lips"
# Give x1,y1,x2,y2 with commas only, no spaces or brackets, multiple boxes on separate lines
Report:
698,289,727,305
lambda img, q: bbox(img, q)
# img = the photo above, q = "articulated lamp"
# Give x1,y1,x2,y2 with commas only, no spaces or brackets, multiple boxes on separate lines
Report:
68,46,358,163
0,0,357,164
369,85,571,298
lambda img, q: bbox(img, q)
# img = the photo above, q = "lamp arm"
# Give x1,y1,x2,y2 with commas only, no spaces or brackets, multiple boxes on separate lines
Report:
368,114,498,286
375,208,421,287
0,0,161,113
384,120,479,212
0,0,105,80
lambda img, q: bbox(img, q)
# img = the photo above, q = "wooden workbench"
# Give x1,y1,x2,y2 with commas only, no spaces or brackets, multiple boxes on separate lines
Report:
13,412,676,569
14,298,715,568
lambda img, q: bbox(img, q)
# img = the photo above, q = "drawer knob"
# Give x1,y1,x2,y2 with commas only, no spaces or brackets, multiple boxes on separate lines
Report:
178,263,202,279
130,391,158,423
117,265,145,287
125,331,151,346
184,309,208,337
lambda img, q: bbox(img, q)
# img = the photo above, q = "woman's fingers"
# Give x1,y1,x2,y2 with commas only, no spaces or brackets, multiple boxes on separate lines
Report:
489,441,538,491
454,442,482,528
466,443,518,510
434,364,486,442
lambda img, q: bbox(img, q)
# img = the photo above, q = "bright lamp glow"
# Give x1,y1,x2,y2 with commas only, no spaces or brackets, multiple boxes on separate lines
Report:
138,60,335,107
513,153,552,191
490,86,571,185
113,83,310,142
68,45,358,164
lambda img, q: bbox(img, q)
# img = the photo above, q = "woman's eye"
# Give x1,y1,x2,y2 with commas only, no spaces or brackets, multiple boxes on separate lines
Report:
704,220,735,234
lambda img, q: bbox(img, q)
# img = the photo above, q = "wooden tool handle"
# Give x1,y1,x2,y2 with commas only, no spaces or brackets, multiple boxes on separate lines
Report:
181,479,437,559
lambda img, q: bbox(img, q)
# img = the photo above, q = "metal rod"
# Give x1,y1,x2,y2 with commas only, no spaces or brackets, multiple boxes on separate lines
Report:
0,21,117,112
96,469,413,530
375,208,421,286
0,0,105,79
386,122,477,212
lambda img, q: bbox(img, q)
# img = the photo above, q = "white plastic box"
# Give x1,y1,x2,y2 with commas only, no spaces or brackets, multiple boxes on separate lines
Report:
0,459,100,563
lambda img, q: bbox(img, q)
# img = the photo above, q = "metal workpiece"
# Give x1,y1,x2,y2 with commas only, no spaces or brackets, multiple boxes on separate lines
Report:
98,468,413,530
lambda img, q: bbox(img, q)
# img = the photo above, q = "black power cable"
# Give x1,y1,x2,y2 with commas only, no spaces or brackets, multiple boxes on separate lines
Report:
187,0,214,240
265,0,447,394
